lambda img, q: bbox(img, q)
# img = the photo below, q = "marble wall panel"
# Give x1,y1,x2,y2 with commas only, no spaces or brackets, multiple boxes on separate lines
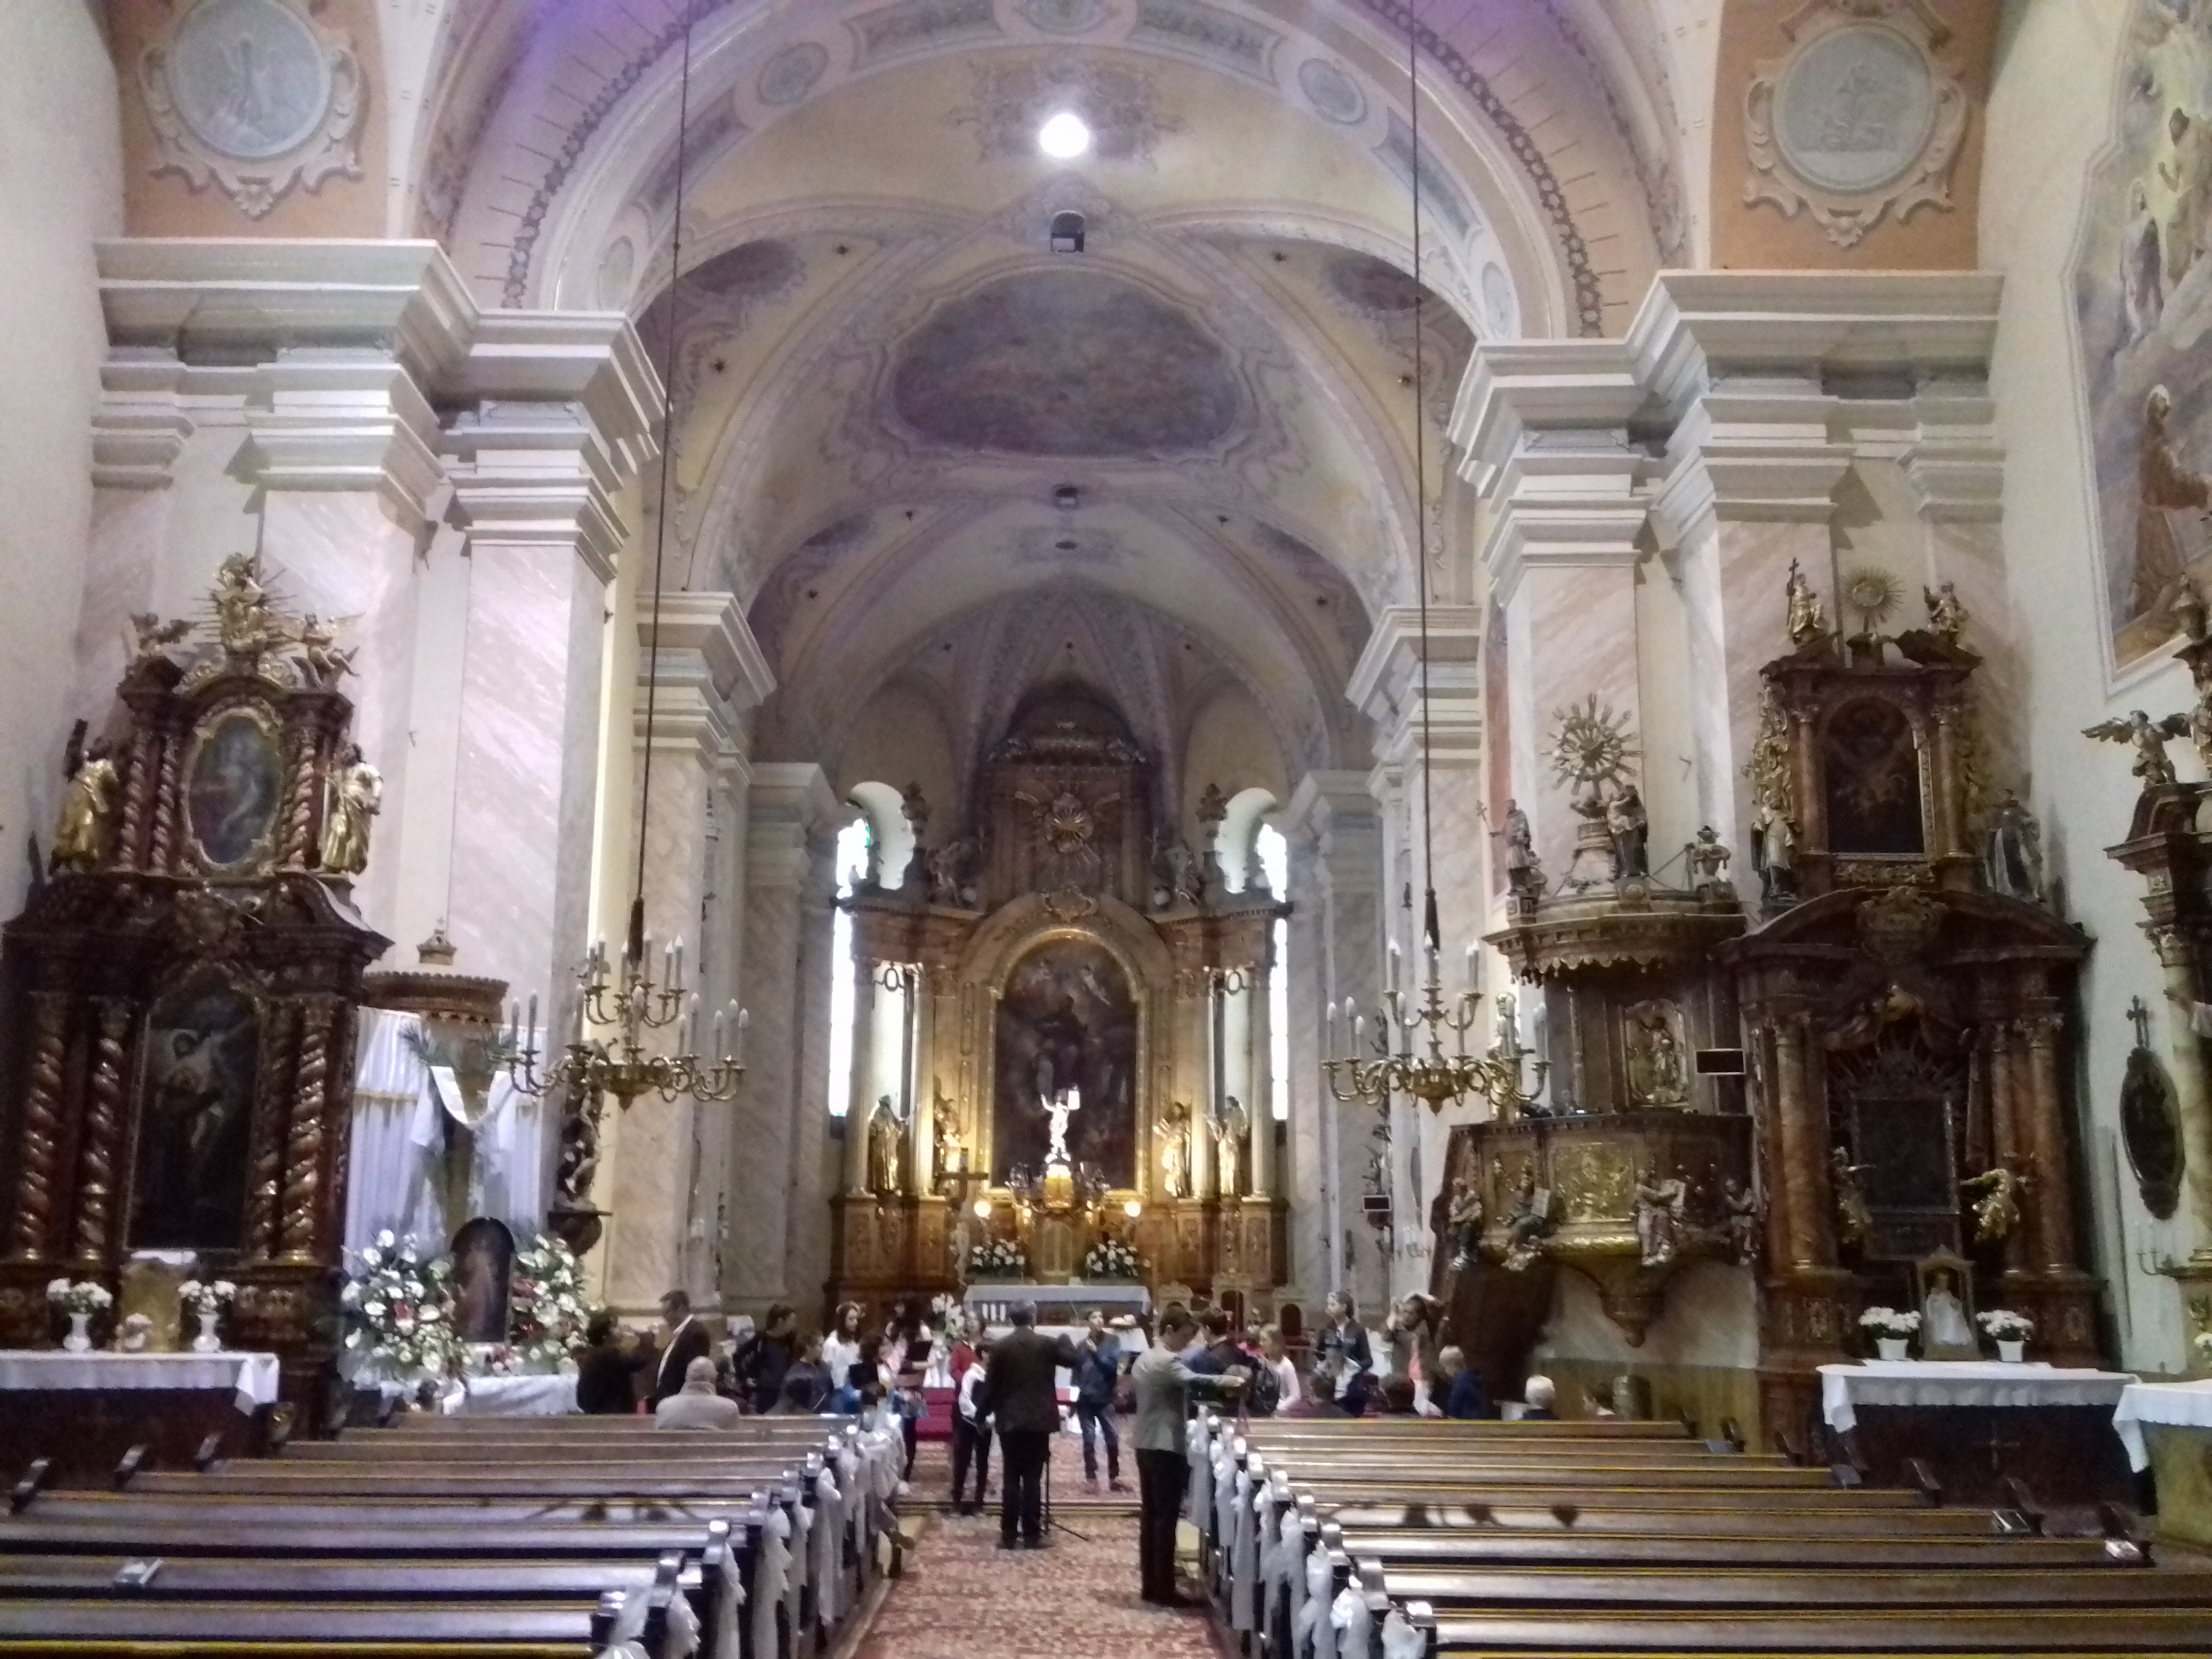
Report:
1507,566,1642,876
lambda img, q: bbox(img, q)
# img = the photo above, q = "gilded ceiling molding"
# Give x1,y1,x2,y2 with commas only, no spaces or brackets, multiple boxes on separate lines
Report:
138,0,364,219
1742,0,1969,251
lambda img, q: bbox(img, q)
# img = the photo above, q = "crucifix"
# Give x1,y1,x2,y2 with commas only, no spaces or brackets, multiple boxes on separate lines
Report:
2129,994,2154,1052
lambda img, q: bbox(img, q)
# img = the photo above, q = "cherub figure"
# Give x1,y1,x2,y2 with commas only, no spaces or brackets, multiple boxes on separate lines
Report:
1923,581,1967,644
127,611,192,669
2084,708,2190,787
1963,1164,2026,1246
1686,825,1732,888
293,613,354,684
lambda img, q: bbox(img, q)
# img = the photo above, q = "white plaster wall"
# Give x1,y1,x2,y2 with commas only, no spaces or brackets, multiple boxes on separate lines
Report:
1533,1260,1759,1370
0,0,119,917
1981,0,2192,1374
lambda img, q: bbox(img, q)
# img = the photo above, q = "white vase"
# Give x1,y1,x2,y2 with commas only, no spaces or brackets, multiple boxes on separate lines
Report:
1996,1339,2024,1364
63,1310,91,1353
191,1309,221,1354
1875,1336,1909,1361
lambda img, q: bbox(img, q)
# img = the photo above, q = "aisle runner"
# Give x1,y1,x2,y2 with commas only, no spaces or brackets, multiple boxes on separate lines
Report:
851,1509,1225,1659
907,1436,1138,1509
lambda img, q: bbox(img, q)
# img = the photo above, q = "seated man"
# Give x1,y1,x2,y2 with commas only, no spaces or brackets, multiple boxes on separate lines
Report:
655,1355,743,1430
1519,1373,1559,1420
1435,1345,1490,1420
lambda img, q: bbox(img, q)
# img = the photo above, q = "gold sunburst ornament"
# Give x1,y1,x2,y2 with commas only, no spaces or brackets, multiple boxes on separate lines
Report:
1843,567,1900,638
1547,696,1641,803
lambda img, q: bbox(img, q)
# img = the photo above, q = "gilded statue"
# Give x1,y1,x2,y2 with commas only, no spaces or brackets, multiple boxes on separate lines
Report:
1923,580,1967,645
291,613,355,685
1214,1098,1248,1198
867,1095,904,1196
212,553,276,661
2084,708,2188,787
1624,1002,1690,1107
1830,1146,1874,1252
50,741,119,874
319,745,382,877
1963,1164,2026,1246
1500,1162,1552,1271
930,1084,964,1173
127,611,192,670
1785,558,1827,644
1633,1170,1687,1268
1155,1101,1191,1199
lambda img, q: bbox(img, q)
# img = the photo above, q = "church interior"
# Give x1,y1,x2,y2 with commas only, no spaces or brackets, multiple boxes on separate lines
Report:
12,0,2212,1651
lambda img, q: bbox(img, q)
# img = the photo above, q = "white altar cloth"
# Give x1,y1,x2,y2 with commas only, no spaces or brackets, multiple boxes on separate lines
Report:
964,1283,1151,1322
1819,1360,2135,1434
2111,1377,2212,1471
440,1373,579,1416
0,1351,281,1415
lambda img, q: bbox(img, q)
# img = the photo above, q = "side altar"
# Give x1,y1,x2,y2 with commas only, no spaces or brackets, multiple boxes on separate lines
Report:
0,560,388,1427
827,689,1287,1319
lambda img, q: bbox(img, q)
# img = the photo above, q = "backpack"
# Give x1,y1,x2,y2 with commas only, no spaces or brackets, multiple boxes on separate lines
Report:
1244,1359,1282,1418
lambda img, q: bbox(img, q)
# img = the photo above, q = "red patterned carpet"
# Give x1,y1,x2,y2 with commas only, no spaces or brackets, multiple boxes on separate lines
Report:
849,1504,1228,1659
906,1433,1139,1510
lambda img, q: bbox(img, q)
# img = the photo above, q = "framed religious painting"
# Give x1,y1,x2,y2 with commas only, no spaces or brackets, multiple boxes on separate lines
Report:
184,703,287,873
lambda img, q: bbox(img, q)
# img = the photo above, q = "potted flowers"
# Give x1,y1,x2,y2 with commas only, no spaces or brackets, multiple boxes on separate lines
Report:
508,1233,595,1373
1081,1237,1143,1282
341,1231,464,1385
46,1279,112,1353
178,1279,238,1354
1858,1306,1921,1361
1978,1309,2033,1363
967,1236,1029,1282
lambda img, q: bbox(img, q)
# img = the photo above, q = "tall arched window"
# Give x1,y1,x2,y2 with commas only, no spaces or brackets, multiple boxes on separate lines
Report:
823,815,871,1118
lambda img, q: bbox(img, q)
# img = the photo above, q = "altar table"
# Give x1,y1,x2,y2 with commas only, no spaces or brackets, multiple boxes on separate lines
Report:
2111,1378,2212,1549
0,1350,282,1483
1818,1360,2138,1507
964,1283,1151,1324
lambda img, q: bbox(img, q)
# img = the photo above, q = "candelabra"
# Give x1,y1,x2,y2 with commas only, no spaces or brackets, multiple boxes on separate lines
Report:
1324,939,1549,1114
508,932,747,1109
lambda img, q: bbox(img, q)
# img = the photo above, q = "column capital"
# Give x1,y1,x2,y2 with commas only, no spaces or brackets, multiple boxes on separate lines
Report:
745,763,844,884
1345,607,1483,769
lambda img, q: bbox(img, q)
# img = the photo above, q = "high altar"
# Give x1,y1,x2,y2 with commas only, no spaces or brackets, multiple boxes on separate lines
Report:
829,690,1287,1317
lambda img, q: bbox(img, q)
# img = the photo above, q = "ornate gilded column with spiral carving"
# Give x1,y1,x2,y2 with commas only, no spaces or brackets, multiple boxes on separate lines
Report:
245,1002,300,1261
70,1000,132,1265
1772,1010,1828,1271
2021,1008,2078,1274
278,996,337,1259
6,994,70,1259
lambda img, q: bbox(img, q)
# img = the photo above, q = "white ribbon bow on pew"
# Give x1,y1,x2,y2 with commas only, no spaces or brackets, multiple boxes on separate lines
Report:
813,1466,843,1625
715,1549,745,1659
1379,1608,1425,1659
609,1576,702,1659
752,1505,793,1659
1230,1466,1258,1631
1210,1443,1235,1560
1330,1583,1372,1659
1240,1476,1274,1633
1298,1548,1336,1659
1187,1418,1210,1527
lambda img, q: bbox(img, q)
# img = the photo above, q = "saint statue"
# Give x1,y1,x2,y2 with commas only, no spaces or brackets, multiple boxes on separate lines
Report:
1443,1176,1483,1269
1606,785,1650,880
925,838,974,907
867,1095,904,1195
51,741,119,874
1751,802,1799,904
1923,581,1967,645
1501,1163,1551,1271
1921,1269,1974,1349
1785,558,1827,644
1633,1170,1686,1268
1721,1177,1760,1265
211,553,274,660
319,744,382,877
1214,1099,1248,1199
1982,792,2043,901
1042,1086,1080,1166
1831,1146,1874,1252
1686,825,1732,888
1498,798,1540,895
1963,1164,2026,1246
1154,1101,1191,1199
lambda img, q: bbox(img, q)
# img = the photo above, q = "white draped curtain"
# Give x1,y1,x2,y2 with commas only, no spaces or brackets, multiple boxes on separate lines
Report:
344,1008,556,1252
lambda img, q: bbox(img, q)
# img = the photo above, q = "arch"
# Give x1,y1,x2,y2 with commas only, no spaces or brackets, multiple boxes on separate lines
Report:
845,779,912,889
1215,785,1281,893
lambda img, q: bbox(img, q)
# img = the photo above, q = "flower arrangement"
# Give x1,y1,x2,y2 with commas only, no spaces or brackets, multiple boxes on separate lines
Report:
1081,1237,1143,1282
341,1231,464,1381
967,1236,1029,1279
1858,1307,1921,1340
1978,1309,2033,1341
114,1313,154,1353
179,1279,238,1316
46,1279,112,1315
508,1232,595,1371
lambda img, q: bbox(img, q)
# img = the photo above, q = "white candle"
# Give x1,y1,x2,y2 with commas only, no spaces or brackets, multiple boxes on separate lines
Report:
1354,1013,1368,1050
733,1004,747,1061
1387,942,1401,994
1325,1001,1339,1059
673,936,685,991
573,991,586,1044
711,1006,725,1060
525,993,537,1045
1466,943,1480,991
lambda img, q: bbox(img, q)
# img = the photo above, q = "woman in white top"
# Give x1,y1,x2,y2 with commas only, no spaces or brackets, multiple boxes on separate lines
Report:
821,1301,865,1410
1260,1324,1302,1414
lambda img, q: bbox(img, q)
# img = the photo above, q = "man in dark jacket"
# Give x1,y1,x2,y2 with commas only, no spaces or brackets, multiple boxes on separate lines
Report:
1070,1309,1124,1492
649,1289,712,1409
574,1311,636,1415
733,1303,796,1414
983,1302,1078,1549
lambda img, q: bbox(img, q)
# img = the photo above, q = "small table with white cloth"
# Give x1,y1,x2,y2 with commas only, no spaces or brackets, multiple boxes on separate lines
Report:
1818,1360,2139,1507
438,1372,579,1416
2111,1377,2212,1549
0,1350,283,1483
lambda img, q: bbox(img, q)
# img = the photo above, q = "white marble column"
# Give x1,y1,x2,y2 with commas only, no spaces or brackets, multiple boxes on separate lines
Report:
599,593,771,1312
1279,772,1385,1309
729,764,840,1308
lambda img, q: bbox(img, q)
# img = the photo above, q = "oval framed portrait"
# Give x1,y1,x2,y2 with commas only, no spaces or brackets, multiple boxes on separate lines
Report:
2121,1045,2184,1221
186,706,286,872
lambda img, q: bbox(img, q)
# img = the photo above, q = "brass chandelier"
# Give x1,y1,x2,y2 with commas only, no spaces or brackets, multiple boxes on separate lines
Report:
510,9,743,1112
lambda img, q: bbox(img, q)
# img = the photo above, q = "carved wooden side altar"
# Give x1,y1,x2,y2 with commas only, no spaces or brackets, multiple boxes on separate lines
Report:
1446,590,2099,1441
0,560,387,1427
827,690,1286,1319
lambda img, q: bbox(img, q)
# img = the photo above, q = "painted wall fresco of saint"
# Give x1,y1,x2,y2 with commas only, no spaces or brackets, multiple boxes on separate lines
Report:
2074,1,2212,668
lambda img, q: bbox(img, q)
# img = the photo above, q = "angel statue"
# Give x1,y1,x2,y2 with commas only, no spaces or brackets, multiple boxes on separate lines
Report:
1154,1101,1191,1199
1785,558,1828,645
1721,1177,1761,1265
1923,581,1967,644
1963,1164,2027,1246
1830,1146,1875,1252
2084,708,2190,787
1633,1169,1687,1268
292,614,355,685
320,745,382,877
50,738,119,874
127,611,192,670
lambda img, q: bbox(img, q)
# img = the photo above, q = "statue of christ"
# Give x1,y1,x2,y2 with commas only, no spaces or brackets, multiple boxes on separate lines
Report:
1042,1086,1080,1166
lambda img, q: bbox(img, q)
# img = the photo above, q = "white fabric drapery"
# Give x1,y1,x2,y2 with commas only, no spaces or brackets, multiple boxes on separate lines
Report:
343,1008,554,1251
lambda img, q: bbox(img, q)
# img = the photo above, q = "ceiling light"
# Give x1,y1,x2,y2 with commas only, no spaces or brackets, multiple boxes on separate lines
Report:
1038,111,1092,158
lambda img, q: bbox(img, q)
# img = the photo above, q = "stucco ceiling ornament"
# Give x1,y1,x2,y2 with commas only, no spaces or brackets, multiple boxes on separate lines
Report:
139,0,363,220
1742,0,1966,250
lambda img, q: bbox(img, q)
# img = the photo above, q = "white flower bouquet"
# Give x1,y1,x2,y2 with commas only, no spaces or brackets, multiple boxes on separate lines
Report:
508,1232,597,1371
1082,1238,1143,1282
341,1230,464,1382
1858,1306,1921,1339
1978,1309,2033,1340
967,1237,1029,1279
178,1279,238,1316
46,1278,112,1314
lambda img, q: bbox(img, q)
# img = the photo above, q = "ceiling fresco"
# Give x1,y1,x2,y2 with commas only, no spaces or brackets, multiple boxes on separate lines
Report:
888,269,1244,458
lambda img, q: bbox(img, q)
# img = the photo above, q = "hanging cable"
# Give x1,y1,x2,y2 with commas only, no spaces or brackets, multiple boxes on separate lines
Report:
1408,2,1439,958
